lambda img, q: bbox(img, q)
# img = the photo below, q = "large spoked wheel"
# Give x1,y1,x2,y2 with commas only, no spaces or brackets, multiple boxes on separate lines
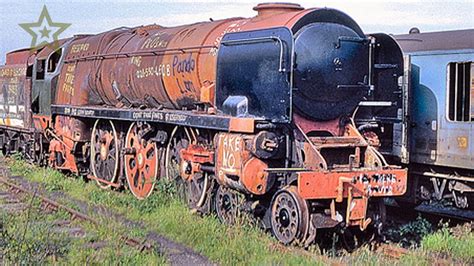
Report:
186,172,211,212
164,126,188,201
90,119,119,189
215,185,240,225
164,126,189,182
124,122,159,200
271,186,309,245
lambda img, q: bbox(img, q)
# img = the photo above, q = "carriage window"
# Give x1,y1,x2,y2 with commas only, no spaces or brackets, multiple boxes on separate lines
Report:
471,63,474,120
447,62,472,122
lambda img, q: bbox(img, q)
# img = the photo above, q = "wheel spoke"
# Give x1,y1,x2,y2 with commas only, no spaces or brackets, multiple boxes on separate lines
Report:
91,120,119,189
271,187,309,245
215,185,240,225
125,122,158,200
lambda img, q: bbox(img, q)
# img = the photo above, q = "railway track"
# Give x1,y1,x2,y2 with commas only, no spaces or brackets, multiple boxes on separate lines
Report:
0,164,212,265
0,176,152,251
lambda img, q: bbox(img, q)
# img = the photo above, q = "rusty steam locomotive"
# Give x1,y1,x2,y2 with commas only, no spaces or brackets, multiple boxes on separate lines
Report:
0,3,407,245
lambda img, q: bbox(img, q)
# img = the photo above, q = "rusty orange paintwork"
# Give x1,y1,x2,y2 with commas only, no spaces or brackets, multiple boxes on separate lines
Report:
0,3,414,242
48,136,78,173
36,39,71,60
180,144,215,181
54,3,326,114
5,49,31,65
297,168,408,200
240,157,271,194
32,114,51,132
229,117,255,133
48,115,90,173
124,123,160,199
215,133,271,195
293,113,343,136
215,133,246,183
199,82,215,105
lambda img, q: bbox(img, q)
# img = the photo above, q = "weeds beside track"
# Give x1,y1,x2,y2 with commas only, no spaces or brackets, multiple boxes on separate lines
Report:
2,157,473,265
0,176,166,264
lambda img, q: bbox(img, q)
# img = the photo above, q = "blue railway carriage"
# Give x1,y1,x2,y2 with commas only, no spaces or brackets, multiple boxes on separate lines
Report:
393,29,474,217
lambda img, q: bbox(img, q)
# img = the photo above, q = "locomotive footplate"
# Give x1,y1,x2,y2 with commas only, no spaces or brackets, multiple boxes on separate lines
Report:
51,104,259,133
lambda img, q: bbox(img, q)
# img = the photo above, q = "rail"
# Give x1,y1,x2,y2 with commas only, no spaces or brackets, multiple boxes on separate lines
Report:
0,175,153,251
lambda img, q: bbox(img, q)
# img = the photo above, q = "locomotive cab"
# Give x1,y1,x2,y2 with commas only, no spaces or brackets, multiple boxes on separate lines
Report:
31,42,68,116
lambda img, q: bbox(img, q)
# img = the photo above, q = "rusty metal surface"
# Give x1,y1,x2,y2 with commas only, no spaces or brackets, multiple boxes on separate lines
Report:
270,186,309,245
0,2,414,249
293,113,343,136
5,48,31,65
297,168,408,200
253,2,304,16
215,132,272,195
35,38,71,59
124,122,159,199
394,29,474,53
180,143,214,181
53,4,365,116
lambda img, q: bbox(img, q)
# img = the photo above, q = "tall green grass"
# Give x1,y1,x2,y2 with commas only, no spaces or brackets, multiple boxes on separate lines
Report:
0,188,165,264
6,157,325,265
6,157,473,265
421,224,473,261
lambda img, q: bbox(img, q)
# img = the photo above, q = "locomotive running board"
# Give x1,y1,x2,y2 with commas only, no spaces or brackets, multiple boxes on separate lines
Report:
51,104,259,133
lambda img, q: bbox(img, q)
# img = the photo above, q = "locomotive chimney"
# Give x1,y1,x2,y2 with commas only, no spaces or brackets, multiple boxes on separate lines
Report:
253,2,304,17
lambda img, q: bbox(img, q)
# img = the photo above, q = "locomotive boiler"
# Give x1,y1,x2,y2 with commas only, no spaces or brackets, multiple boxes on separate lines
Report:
57,3,369,121
0,3,407,245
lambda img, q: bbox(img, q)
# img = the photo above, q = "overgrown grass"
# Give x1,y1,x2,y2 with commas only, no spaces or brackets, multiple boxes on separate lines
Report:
393,223,474,265
421,223,473,261
6,157,325,265
0,188,165,264
5,157,473,265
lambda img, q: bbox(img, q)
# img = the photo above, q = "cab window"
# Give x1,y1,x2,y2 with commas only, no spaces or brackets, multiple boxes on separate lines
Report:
36,59,45,80
47,48,62,73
